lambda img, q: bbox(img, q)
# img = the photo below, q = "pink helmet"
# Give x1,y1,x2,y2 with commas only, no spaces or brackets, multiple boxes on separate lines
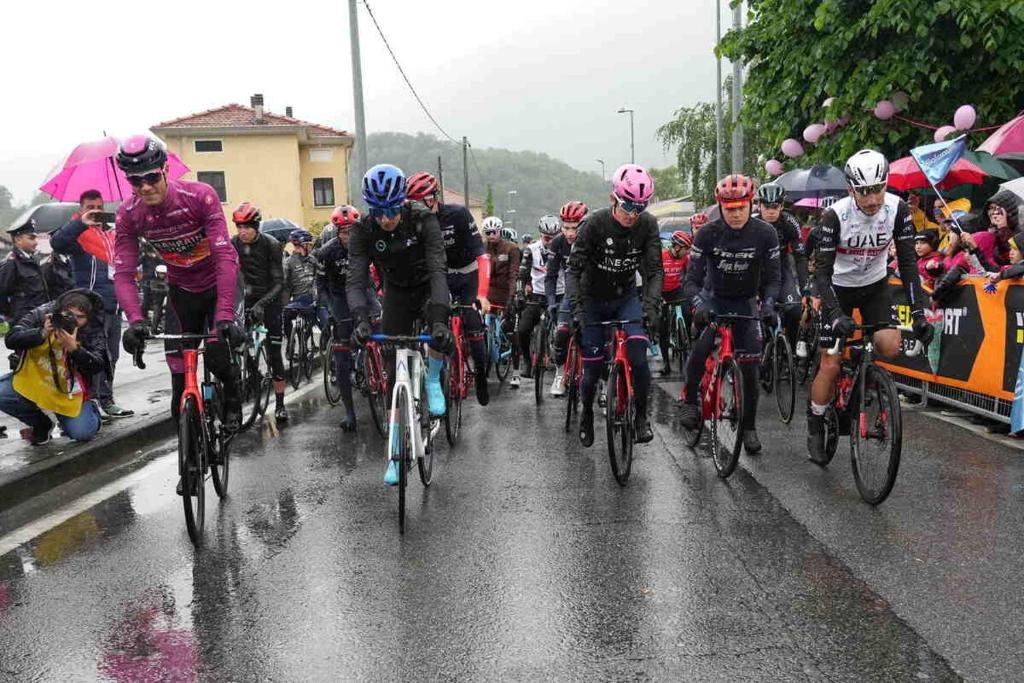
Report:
611,164,655,203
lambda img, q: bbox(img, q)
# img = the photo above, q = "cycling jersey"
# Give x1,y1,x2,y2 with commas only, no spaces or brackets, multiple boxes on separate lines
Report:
114,179,239,324
815,194,923,316
544,234,574,307
753,209,808,286
231,232,283,305
283,252,317,300
684,217,781,303
315,237,349,294
486,239,521,307
521,240,564,298
661,248,689,292
437,203,484,270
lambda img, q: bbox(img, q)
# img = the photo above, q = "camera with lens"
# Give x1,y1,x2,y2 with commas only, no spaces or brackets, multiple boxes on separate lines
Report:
51,311,78,333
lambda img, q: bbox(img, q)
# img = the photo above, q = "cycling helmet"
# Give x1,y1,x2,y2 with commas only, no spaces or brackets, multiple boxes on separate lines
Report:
519,233,531,244
689,212,709,230
501,227,518,241
155,264,168,276
481,216,503,233
116,134,167,174
362,164,406,209
715,174,756,207
844,149,889,188
289,229,314,244
670,230,693,248
756,182,786,205
330,205,360,228
611,164,655,203
232,201,262,227
406,172,439,201
560,201,588,222
537,215,561,236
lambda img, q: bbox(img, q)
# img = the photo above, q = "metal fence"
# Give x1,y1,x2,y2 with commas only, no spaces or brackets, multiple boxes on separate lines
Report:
891,374,1012,424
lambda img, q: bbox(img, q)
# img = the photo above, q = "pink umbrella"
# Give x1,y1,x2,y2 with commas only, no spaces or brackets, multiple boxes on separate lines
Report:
39,136,189,202
978,113,1024,160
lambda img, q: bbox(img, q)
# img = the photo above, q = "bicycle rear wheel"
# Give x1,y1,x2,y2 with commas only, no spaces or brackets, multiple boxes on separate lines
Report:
774,334,796,424
366,348,388,438
210,389,230,499
444,354,463,446
675,317,690,378
255,344,272,419
759,336,775,394
813,405,840,467
605,362,635,486
238,347,258,431
287,326,302,389
710,357,743,478
395,385,411,534
322,331,343,406
495,325,512,382
178,396,206,545
851,364,902,505
302,324,314,381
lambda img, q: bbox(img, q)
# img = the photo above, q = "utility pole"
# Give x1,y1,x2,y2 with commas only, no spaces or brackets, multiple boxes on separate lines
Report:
731,0,744,173
715,0,724,179
437,155,444,198
597,159,606,181
348,0,368,184
617,108,635,164
462,136,470,208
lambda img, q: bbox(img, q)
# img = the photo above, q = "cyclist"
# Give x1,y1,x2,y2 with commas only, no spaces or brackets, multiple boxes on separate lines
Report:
347,164,451,486
114,135,244,497
568,164,663,446
231,202,289,422
315,205,362,431
483,216,521,341
752,182,807,351
407,172,491,406
520,233,532,246
501,227,518,243
512,215,563,388
658,230,692,376
807,150,932,463
282,228,321,347
547,201,587,396
679,174,781,454
690,212,709,234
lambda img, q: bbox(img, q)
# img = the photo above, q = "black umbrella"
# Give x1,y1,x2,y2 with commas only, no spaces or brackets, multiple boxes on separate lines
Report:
260,218,301,243
7,202,80,233
774,164,848,199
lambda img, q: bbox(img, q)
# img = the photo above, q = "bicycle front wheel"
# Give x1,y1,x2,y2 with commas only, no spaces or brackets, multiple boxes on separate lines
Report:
495,325,512,382
255,344,273,419
178,396,206,545
210,391,230,500
238,347,257,431
418,374,434,487
710,357,743,478
675,317,690,378
605,362,635,486
301,324,314,381
533,323,547,405
395,384,411,534
773,334,796,424
322,332,343,406
851,364,902,505
564,345,579,433
444,355,463,446
287,326,302,389
759,336,775,394
366,348,388,438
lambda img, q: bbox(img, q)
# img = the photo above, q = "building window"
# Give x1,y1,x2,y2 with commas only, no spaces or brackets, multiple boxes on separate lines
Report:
197,171,227,202
194,140,223,153
313,178,335,207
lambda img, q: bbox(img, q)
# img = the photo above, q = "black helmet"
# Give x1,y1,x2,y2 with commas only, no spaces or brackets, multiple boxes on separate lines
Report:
116,135,168,175
756,182,786,204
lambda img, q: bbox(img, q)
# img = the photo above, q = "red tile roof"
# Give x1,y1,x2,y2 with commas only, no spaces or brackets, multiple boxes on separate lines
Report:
153,103,350,137
443,187,484,208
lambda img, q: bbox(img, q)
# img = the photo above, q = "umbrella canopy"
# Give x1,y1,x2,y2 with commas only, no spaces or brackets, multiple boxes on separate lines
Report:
978,113,1024,160
40,136,189,203
261,218,301,243
774,164,848,199
961,150,1020,181
6,202,80,233
998,177,1024,204
887,154,988,191
700,204,721,223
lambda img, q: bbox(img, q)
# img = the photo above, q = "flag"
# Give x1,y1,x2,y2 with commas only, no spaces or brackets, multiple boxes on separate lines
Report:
910,135,968,185
1011,350,1024,434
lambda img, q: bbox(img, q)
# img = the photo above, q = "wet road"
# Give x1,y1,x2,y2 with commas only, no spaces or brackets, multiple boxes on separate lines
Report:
0,371,1018,681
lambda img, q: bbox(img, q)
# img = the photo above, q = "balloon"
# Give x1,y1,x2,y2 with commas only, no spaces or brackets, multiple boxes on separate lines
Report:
824,122,839,135
822,97,836,108
954,104,976,130
802,123,825,144
765,159,784,176
892,91,910,112
874,100,896,120
934,125,957,143
781,138,804,158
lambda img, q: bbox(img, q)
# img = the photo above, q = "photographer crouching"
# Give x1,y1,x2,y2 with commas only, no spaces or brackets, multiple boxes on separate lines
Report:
0,289,108,444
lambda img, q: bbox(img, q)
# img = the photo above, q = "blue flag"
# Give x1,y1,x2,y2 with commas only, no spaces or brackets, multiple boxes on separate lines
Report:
1012,351,1024,434
910,135,968,185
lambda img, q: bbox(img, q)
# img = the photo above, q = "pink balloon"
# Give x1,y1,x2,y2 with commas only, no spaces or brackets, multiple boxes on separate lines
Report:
781,138,804,158
824,122,839,135
874,100,896,120
953,104,976,130
765,159,784,176
802,123,825,144
934,125,957,143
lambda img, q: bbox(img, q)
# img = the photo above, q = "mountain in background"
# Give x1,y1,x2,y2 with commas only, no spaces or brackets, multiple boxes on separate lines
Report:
352,132,610,234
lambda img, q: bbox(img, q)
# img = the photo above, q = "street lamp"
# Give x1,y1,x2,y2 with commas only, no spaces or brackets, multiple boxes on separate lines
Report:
508,189,518,231
617,107,635,164
597,158,606,180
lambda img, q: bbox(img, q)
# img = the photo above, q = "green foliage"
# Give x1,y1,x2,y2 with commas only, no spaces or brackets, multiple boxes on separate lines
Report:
718,0,1024,169
308,220,328,237
0,186,50,229
485,185,495,217
649,166,686,200
353,132,609,232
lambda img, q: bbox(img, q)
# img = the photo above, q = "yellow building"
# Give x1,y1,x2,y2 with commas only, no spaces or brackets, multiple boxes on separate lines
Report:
151,94,353,230
442,188,485,224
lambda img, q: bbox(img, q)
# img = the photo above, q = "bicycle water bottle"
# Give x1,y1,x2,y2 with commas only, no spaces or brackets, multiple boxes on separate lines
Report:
796,341,809,358
202,383,215,402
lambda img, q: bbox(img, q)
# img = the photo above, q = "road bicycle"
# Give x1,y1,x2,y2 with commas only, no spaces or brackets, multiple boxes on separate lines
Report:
443,304,481,446
132,333,235,546
588,319,644,486
682,314,757,479
238,313,273,431
484,305,514,382
758,307,796,424
371,333,438,534
530,306,554,406
816,324,922,505
661,300,691,377
795,302,820,385
321,317,350,406
562,325,583,433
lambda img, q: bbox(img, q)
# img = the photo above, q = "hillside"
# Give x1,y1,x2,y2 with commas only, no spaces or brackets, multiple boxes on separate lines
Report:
352,132,609,234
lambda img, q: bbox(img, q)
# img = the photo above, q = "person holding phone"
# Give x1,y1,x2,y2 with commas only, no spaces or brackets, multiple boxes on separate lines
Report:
51,189,135,419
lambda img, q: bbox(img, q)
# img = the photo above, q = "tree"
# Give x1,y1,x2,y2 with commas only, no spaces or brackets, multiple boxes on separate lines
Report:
485,185,495,217
718,0,1024,169
649,166,685,200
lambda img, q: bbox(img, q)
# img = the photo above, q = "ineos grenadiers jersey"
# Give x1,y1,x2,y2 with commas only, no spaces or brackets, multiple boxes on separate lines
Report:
684,218,781,303
521,240,563,297
814,193,923,314
114,179,239,324
437,203,484,270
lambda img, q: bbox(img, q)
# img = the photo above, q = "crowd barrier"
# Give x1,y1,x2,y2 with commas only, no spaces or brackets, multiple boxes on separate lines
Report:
880,277,1021,424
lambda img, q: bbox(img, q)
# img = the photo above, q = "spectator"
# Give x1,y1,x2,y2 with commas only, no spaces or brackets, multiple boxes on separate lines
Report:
989,232,1024,282
0,289,107,444
974,190,1020,266
915,229,944,289
0,219,69,340
51,189,134,419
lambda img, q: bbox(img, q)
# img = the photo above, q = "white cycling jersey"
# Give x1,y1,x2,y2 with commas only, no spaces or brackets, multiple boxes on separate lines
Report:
821,193,913,288
526,240,564,296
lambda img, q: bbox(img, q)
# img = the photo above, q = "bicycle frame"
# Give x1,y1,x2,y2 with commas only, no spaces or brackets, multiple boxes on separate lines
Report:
382,338,430,464
610,327,634,406
699,324,735,421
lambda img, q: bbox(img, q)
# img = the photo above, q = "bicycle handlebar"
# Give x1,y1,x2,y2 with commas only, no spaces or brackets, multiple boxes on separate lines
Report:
584,319,643,327
827,324,923,358
131,332,241,370
369,334,432,344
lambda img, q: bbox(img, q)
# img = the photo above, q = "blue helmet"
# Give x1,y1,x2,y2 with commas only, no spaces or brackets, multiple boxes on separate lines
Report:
289,229,314,244
362,163,406,209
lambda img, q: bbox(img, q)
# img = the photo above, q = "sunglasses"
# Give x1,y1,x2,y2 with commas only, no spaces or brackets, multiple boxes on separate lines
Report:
370,205,402,219
126,171,164,188
615,196,648,215
759,202,783,210
851,183,886,196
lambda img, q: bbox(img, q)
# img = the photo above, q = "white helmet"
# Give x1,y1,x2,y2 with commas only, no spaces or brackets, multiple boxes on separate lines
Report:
501,227,518,241
537,215,561,236
481,216,503,233
844,149,889,188
155,264,168,275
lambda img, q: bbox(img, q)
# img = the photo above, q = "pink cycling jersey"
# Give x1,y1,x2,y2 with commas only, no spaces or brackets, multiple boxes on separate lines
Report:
113,179,239,324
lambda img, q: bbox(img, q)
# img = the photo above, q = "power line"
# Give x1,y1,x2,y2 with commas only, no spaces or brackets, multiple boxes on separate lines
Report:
360,0,458,144
468,144,489,190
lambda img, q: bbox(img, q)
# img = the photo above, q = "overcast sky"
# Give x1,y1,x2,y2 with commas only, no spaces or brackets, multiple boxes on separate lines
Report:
0,0,723,204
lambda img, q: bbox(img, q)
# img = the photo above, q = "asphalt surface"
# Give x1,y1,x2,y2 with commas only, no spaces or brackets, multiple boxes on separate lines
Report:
0,364,1018,681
